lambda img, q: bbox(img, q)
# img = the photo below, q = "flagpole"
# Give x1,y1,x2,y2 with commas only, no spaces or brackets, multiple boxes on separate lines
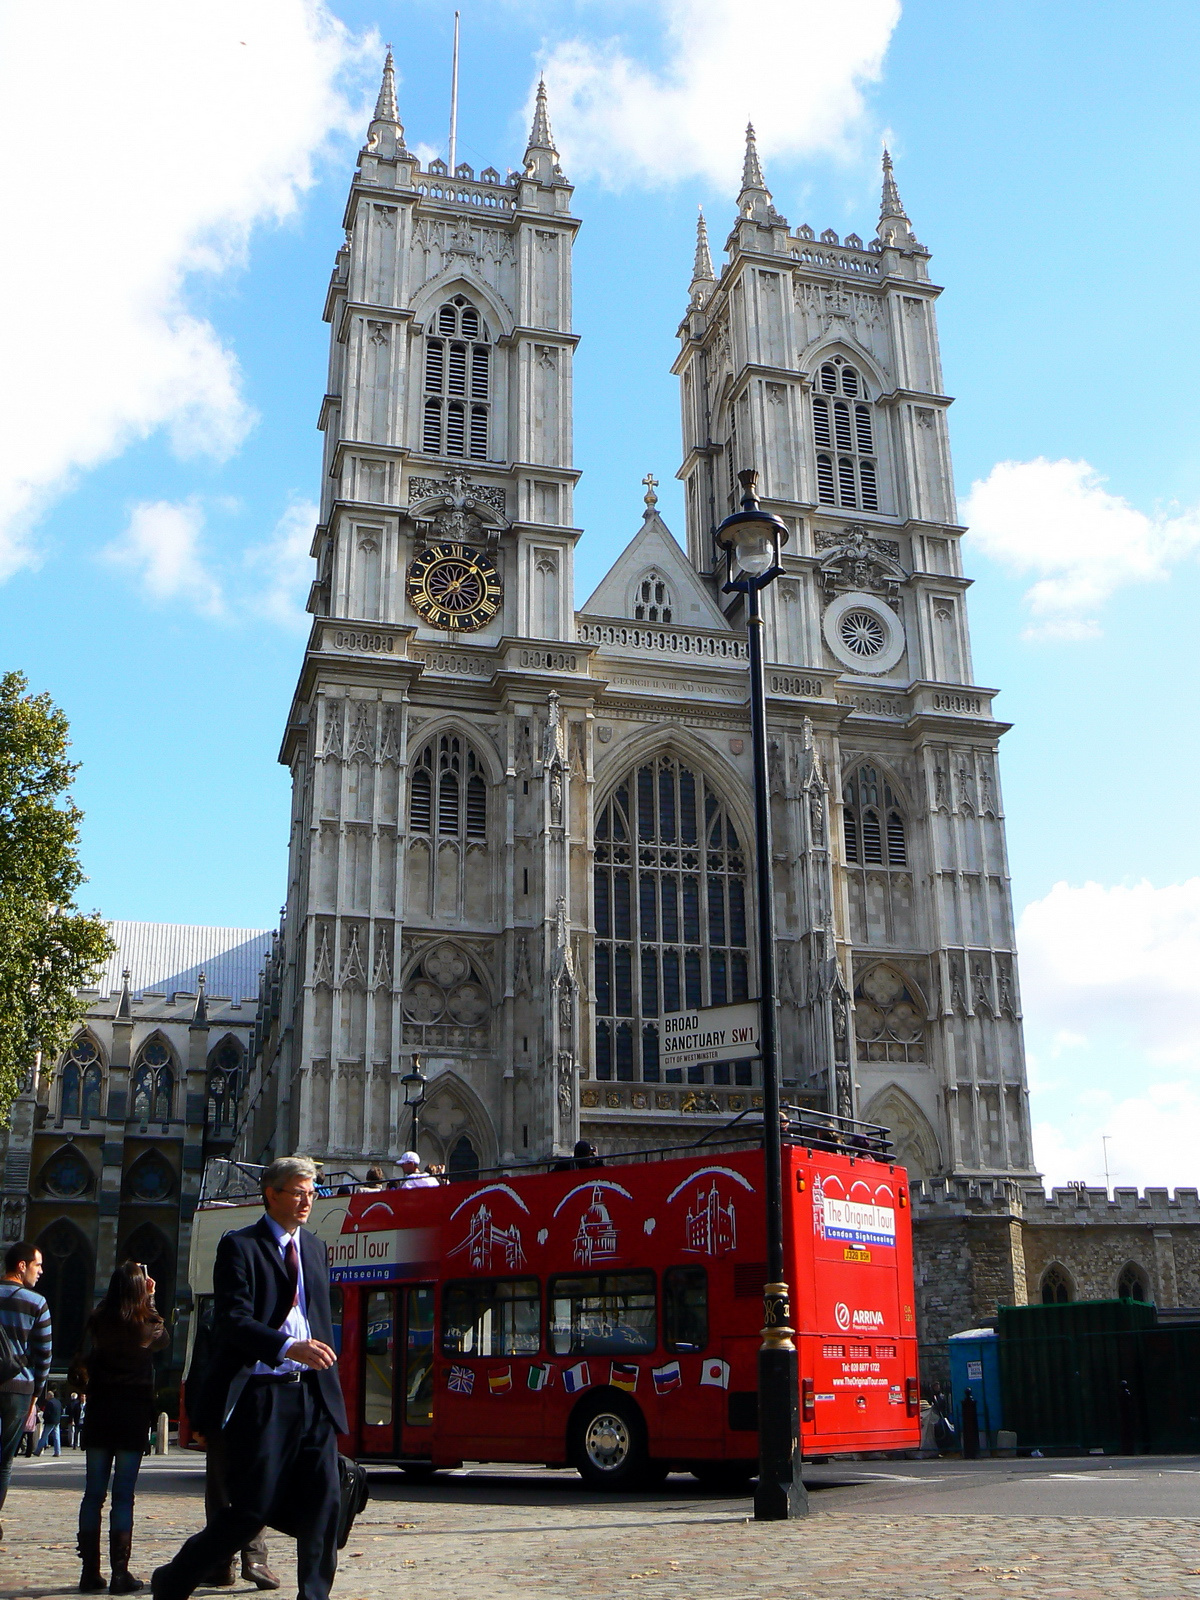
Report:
448,9,460,176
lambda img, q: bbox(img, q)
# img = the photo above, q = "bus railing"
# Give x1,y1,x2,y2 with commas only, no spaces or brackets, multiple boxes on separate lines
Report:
198,1105,893,1208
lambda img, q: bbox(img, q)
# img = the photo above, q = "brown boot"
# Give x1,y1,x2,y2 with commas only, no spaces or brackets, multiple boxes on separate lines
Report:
77,1529,106,1592
241,1553,281,1591
108,1529,144,1595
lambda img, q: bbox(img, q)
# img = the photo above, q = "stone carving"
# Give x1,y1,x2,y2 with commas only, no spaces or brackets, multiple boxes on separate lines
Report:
408,471,507,524
998,966,1017,1019
340,926,368,989
980,762,996,816
379,707,400,764
321,702,343,758
557,1051,574,1122
313,927,334,987
816,525,905,600
514,935,532,998
372,934,392,992
972,962,994,1016
368,321,389,347
768,739,786,797
347,702,374,760
542,690,568,767
401,942,490,1049
957,763,976,813
934,763,948,810
514,719,533,774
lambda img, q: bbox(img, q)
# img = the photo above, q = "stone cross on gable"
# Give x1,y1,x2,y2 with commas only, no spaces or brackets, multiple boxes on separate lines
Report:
642,472,658,509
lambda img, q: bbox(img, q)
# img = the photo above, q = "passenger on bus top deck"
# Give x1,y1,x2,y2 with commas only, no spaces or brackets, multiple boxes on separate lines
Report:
394,1153,440,1189
551,1139,604,1174
360,1166,386,1191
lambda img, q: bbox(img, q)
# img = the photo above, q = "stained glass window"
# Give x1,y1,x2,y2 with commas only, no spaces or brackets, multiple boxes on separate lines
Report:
594,756,752,1086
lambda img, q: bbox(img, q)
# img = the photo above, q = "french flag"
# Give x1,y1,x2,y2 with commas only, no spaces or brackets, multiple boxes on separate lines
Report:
562,1361,591,1394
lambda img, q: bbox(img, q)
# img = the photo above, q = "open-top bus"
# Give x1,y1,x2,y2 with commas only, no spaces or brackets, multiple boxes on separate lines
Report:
186,1124,920,1486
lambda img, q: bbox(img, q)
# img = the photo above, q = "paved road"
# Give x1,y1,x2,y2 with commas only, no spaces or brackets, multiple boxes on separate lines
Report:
2,1452,1199,1599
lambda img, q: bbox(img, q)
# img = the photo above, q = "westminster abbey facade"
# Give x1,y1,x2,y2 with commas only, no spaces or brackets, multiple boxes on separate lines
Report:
238,56,1037,1211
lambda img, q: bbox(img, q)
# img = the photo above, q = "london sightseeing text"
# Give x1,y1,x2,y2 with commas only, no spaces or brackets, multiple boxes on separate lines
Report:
185,1135,920,1485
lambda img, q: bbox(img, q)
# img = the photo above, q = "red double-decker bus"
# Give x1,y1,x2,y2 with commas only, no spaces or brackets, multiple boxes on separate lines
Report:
186,1125,920,1486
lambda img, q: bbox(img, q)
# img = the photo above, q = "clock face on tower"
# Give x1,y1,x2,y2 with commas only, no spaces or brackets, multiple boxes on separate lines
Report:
406,542,502,632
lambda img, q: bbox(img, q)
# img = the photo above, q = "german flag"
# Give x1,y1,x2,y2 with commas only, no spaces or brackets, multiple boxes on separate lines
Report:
610,1362,639,1393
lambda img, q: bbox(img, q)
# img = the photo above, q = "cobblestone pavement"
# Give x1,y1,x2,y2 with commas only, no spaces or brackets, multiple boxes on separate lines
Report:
2,1456,1200,1600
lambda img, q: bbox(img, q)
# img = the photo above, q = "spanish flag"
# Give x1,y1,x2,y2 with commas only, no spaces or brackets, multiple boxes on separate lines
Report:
488,1365,512,1395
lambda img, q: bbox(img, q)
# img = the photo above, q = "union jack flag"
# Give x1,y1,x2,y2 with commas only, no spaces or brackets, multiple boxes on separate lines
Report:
448,1364,475,1395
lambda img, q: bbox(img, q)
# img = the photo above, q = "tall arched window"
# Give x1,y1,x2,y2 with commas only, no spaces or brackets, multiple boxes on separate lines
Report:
206,1040,243,1138
843,764,906,867
1040,1264,1073,1305
131,1039,174,1127
594,756,751,1087
422,295,491,460
633,572,673,624
812,356,880,512
59,1035,104,1123
409,734,487,840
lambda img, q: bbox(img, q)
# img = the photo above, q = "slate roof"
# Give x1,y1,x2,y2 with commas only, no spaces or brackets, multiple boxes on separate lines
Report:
90,921,274,1004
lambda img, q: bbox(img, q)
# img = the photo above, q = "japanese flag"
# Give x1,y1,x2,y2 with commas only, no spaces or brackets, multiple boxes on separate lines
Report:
700,1358,730,1390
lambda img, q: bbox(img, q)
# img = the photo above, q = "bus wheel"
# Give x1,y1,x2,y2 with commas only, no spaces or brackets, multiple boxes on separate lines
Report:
570,1394,649,1489
400,1463,439,1483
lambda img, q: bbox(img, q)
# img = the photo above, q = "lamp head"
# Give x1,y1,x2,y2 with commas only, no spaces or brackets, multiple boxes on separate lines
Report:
401,1053,427,1105
714,469,788,579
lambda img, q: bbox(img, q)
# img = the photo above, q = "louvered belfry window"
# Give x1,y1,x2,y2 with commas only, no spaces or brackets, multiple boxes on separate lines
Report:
812,356,880,512
593,756,754,1089
422,295,491,460
842,764,906,867
408,734,487,840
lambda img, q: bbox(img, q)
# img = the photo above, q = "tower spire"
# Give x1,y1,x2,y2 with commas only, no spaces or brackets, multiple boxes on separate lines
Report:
877,148,916,248
366,47,407,159
523,77,564,183
735,123,782,226
689,207,715,304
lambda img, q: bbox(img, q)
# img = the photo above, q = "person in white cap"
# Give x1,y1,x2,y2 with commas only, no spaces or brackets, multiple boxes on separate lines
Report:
396,1153,439,1188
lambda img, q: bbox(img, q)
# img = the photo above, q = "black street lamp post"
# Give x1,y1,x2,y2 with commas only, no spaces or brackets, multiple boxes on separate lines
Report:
400,1054,428,1152
715,468,808,1521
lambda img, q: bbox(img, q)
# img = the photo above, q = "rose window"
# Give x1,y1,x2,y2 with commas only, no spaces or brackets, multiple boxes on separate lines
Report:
839,609,886,658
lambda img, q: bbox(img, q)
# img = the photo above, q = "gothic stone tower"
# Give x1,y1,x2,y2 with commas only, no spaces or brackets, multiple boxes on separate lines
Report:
245,65,1035,1192
244,65,586,1172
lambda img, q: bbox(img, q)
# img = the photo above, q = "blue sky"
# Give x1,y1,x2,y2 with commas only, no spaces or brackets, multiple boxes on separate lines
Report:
2,1,1199,1189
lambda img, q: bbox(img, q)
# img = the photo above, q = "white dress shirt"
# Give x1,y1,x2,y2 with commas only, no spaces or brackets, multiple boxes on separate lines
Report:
249,1215,312,1376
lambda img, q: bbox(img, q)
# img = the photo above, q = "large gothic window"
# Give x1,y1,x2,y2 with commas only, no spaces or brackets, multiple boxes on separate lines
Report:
422,295,490,461
131,1039,175,1127
842,763,914,947
633,572,673,623
593,756,752,1086
206,1040,243,1139
58,1035,104,1124
1040,1264,1073,1305
812,357,879,512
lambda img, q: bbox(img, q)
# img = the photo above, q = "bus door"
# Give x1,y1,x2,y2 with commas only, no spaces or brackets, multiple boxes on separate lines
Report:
360,1288,398,1456
398,1283,435,1458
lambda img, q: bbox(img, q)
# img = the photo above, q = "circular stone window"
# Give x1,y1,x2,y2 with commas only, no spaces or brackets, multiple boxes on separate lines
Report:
40,1146,93,1199
822,591,905,674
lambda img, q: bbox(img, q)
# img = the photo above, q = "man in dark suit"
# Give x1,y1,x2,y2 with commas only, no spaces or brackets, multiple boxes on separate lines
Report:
152,1157,347,1600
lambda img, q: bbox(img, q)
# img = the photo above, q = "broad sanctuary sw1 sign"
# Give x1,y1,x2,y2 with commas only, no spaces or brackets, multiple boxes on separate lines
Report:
661,1001,762,1073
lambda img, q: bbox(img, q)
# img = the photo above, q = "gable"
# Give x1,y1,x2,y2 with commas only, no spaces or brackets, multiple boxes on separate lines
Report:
579,511,731,630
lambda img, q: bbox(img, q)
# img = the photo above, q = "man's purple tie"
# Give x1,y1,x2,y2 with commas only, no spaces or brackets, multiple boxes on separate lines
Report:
284,1237,299,1309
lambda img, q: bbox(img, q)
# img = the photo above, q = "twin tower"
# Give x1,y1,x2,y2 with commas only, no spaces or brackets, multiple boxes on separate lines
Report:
241,56,1035,1191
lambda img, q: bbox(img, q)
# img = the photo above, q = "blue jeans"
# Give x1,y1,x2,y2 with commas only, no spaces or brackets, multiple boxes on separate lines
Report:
35,1422,60,1456
80,1447,143,1535
0,1392,32,1512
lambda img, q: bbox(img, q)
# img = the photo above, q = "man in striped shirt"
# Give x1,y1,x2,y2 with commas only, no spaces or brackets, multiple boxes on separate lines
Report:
0,1242,52,1537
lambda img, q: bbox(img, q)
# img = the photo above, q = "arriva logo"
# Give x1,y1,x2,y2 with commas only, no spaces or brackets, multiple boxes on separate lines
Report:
834,1302,884,1330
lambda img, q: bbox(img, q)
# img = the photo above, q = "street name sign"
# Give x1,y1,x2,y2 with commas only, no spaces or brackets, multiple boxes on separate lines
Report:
661,1001,762,1071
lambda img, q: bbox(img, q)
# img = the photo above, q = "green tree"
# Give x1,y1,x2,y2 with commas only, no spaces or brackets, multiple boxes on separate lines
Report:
0,672,114,1117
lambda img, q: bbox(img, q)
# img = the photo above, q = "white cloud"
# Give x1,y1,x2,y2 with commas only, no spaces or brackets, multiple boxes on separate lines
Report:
104,500,224,616
539,0,901,189
0,2,374,572
245,500,318,632
963,458,1200,639
1018,879,1200,1191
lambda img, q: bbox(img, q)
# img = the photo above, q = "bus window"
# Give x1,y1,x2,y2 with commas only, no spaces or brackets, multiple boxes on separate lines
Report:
405,1285,435,1428
442,1279,540,1358
329,1284,343,1357
363,1290,394,1426
549,1273,656,1356
664,1267,707,1352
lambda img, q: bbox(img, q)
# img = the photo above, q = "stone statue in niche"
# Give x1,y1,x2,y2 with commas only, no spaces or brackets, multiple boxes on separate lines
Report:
934,763,948,809
768,739,785,797
557,1052,574,1122
558,977,574,1035
549,766,563,826
808,783,826,846
998,968,1016,1019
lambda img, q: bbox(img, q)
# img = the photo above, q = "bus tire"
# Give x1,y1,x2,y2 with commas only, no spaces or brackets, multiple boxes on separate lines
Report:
569,1392,650,1490
400,1463,439,1483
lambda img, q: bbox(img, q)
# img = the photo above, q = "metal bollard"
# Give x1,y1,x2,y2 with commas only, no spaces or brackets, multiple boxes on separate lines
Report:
155,1413,169,1455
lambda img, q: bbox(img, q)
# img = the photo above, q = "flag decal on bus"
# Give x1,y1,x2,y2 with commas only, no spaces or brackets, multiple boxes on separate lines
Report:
700,1358,730,1389
610,1362,639,1393
526,1364,551,1392
562,1361,591,1394
652,1360,681,1395
448,1365,474,1395
488,1366,512,1395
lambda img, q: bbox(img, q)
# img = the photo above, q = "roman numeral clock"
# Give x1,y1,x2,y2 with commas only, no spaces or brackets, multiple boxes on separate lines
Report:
406,542,502,632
